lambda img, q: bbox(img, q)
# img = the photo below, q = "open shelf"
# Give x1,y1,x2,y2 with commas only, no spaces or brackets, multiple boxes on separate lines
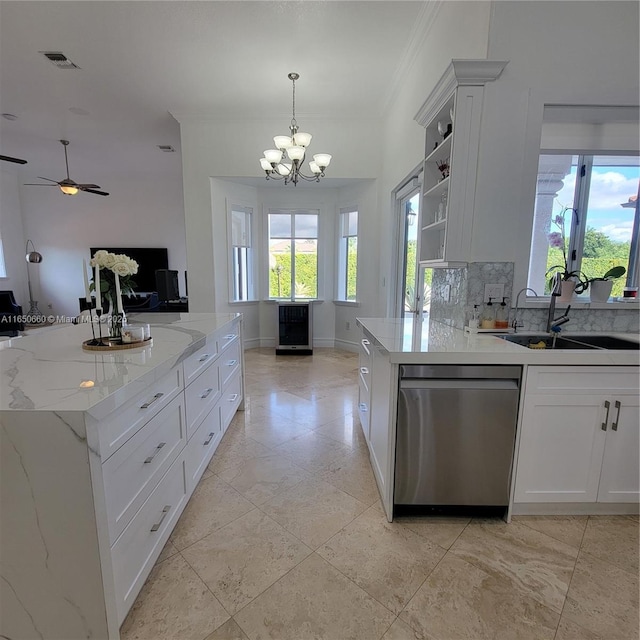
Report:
423,176,449,198
425,134,452,164
422,219,446,232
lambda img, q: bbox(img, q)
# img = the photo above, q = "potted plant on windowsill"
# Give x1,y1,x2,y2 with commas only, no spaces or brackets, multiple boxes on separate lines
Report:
546,205,588,302
586,266,626,303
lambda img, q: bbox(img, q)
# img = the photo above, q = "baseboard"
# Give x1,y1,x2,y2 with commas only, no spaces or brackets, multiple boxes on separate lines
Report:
242,337,260,350
512,502,639,516
334,338,358,353
258,337,336,349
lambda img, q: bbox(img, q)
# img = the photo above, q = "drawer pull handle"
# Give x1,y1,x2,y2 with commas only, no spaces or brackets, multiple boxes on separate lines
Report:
359,403,368,412
224,334,235,340
360,367,369,375
140,392,164,409
362,339,370,346
228,393,239,402
150,505,171,532
612,400,621,431
199,354,211,362
203,432,215,446
201,388,214,399
227,359,237,367
602,400,611,431
144,442,166,464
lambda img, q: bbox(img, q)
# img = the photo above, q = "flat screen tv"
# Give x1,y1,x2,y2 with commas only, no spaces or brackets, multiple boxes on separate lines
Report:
89,247,169,294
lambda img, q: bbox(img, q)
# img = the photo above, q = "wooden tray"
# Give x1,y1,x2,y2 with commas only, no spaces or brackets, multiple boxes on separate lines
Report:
82,337,153,351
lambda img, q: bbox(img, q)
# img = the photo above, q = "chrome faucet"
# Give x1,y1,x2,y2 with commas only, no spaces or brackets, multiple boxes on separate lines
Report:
546,273,571,333
511,287,538,332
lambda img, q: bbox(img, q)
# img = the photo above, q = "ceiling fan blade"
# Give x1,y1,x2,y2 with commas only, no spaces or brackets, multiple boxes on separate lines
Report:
37,176,60,183
23,183,57,186
77,183,101,189
81,187,109,196
0,154,27,164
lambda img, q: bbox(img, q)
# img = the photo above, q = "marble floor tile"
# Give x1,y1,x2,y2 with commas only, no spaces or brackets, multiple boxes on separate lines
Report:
395,515,471,550
120,554,229,640
319,450,382,506
313,412,369,452
170,475,254,551
554,616,604,640
399,554,560,640
181,509,311,615
225,452,309,506
381,618,425,640
203,619,250,640
580,515,639,574
318,505,445,615
450,519,578,613
234,554,395,640
155,539,179,564
207,434,273,481
513,515,587,549
240,418,314,448
273,430,353,474
563,551,639,639
260,476,368,549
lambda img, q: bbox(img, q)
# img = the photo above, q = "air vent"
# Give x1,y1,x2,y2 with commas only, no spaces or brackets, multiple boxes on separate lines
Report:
40,52,80,69
157,145,176,153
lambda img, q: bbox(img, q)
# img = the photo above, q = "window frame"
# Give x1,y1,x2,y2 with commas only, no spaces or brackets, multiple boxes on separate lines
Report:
0,237,6,278
336,207,358,302
227,202,257,303
267,209,320,301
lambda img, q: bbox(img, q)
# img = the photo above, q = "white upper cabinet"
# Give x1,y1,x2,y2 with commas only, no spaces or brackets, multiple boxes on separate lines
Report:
415,59,508,267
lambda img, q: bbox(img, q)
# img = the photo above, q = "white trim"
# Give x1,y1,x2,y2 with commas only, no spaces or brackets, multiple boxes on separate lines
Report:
334,338,359,353
242,337,261,350
512,502,638,516
333,300,360,307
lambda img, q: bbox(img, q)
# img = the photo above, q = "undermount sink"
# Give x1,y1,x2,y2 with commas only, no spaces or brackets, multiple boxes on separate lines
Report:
500,334,640,350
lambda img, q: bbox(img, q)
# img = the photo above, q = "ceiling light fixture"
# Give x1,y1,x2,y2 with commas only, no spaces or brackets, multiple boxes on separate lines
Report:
259,73,331,186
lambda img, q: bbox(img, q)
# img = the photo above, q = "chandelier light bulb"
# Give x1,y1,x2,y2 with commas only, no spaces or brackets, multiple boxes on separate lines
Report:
309,161,321,174
260,158,272,171
264,149,283,164
293,132,312,148
274,136,292,150
277,163,292,176
313,154,332,169
287,146,305,162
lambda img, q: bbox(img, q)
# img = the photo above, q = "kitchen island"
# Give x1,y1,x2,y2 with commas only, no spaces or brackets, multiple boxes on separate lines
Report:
1,313,244,640
356,317,639,522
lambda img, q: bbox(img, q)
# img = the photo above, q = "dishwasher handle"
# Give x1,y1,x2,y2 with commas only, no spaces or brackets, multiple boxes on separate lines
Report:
399,379,519,391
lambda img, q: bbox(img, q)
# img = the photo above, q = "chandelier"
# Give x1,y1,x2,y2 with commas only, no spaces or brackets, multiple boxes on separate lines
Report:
259,73,332,186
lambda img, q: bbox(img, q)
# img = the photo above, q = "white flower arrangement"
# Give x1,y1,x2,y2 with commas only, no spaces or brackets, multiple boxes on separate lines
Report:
90,251,139,304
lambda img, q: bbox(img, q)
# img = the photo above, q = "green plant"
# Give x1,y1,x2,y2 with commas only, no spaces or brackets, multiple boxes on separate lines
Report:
586,265,626,283
546,204,588,293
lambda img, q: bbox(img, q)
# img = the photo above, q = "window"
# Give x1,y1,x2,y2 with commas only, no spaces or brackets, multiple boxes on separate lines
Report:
528,154,639,297
268,210,318,299
229,205,254,301
337,208,358,301
0,237,6,278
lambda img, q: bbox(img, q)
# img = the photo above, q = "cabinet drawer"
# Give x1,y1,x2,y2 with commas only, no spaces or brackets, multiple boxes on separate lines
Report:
183,339,219,385
103,394,186,546
358,373,370,440
218,323,240,354
359,337,372,370
220,372,242,431
185,406,222,493
98,367,183,460
526,366,640,395
219,339,241,389
112,454,188,624
185,362,221,439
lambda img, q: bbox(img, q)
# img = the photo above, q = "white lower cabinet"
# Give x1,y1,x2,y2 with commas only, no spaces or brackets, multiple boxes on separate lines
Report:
358,337,372,442
514,366,639,505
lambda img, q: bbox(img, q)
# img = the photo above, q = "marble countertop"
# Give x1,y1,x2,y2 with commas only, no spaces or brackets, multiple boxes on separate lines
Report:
356,317,640,365
0,313,241,415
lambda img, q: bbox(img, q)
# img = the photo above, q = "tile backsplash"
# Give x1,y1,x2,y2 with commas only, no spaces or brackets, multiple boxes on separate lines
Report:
430,262,640,334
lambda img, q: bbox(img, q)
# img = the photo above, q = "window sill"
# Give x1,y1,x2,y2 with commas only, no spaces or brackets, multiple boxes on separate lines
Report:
518,298,639,310
333,300,360,307
228,300,260,306
263,299,324,304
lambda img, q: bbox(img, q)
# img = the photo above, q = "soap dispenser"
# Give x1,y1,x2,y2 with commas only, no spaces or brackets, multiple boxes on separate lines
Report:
481,298,496,329
495,297,509,329
468,304,480,330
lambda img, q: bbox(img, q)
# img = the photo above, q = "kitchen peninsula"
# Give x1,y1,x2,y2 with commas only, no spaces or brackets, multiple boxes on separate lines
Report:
0,313,244,640
356,317,639,522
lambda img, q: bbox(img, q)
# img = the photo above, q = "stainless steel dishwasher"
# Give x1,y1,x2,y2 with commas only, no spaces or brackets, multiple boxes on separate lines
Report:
394,364,521,516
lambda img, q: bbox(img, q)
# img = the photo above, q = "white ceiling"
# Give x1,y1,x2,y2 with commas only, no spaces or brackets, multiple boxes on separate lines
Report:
0,1,427,185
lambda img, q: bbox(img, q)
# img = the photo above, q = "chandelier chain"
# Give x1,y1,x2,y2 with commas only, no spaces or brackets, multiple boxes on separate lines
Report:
291,75,297,129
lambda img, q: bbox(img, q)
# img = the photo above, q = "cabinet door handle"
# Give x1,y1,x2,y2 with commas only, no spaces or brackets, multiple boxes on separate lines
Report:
601,400,611,431
362,339,370,346
360,367,369,375
359,402,368,412
150,505,171,532
201,388,214,399
228,393,238,402
199,354,211,362
140,392,164,409
203,432,215,446
224,334,236,340
227,359,237,367
612,400,621,431
144,441,166,464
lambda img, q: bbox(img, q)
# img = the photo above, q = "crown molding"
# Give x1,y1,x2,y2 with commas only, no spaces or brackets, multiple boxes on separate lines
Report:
414,59,508,126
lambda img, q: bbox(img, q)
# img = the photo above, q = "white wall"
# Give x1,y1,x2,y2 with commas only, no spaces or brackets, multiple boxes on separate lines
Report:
0,167,28,307
18,173,186,317
474,0,640,294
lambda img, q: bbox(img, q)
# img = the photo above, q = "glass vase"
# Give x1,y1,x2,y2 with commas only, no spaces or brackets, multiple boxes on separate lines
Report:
109,312,124,340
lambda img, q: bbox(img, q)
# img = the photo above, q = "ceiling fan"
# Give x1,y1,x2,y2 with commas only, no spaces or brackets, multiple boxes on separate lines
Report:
24,139,109,196
0,154,27,164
